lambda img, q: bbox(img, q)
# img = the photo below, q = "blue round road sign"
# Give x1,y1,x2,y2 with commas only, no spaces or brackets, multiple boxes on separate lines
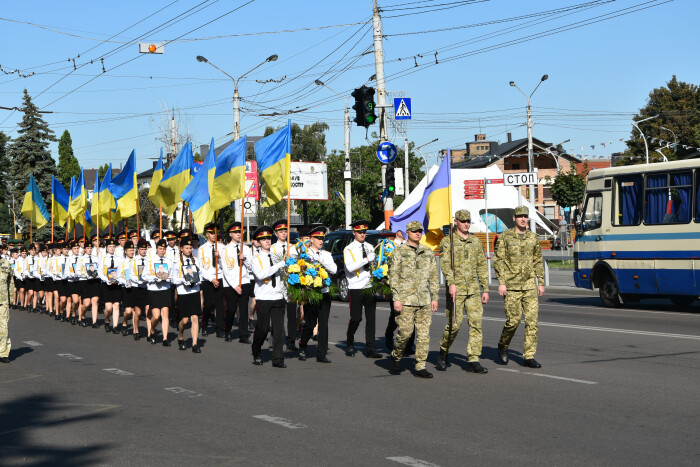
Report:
376,141,398,164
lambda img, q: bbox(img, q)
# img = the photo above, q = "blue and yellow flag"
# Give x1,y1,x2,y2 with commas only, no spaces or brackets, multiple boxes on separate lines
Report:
181,139,216,233
211,136,246,211
389,150,452,251
51,175,70,227
21,174,50,229
90,171,109,231
109,150,138,219
69,168,87,220
156,142,193,214
256,122,291,207
148,148,166,209
98,163,118,220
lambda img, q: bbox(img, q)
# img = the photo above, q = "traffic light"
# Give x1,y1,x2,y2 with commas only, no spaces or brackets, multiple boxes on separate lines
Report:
385,163,396,197
351,86,377,128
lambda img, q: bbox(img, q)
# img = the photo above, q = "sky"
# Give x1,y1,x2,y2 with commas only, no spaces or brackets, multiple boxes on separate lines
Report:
0,0,697,174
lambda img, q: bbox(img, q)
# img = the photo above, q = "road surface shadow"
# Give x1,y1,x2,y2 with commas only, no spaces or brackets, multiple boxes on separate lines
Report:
8,345,34,361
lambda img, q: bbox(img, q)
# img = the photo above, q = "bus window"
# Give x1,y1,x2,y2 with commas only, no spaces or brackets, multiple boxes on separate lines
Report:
670,172,692,223
582,193,603,231
696,170,700,222
645,172,692,224
614,175,642,225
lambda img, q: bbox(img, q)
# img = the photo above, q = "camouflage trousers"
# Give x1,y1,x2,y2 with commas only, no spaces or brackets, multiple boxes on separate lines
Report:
391,305,432,370
498,288,539,359
439,293,483,362
0,303,10,358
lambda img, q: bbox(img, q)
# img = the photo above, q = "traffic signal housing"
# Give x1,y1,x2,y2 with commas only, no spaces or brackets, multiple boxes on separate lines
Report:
385,163,396,197
351,86,377,128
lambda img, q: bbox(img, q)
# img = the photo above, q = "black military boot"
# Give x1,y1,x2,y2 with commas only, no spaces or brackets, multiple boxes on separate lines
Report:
437,350,447,371
467,361,488,374
497,344,509,365
390,357,402,375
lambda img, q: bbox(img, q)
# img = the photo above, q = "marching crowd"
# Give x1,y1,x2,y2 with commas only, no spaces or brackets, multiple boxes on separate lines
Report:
1,207,546,377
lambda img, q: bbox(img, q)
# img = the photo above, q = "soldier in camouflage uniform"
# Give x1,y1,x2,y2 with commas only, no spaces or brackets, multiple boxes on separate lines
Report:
437,209,490,374
389,221,439,378
493,206,545,368
0,255,14,363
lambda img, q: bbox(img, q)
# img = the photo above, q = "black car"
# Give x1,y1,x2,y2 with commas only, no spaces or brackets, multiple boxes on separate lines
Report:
322,230,396,301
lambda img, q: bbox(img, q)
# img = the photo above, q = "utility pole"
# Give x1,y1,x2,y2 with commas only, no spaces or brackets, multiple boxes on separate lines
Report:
404,138,409,196
344,104,352,228
373,0,392,229
169,112,177,167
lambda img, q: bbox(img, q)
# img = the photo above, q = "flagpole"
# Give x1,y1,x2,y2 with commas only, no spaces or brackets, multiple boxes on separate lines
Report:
239,198,245,284
447,149,455,328
30,220,33,244
159,205,163,238
214,211,219,282
188,204,192,230
180,202,186,230
285,122,292,259
136,193,140,237
51,208,54,243
109,211,112,236
83,207,87,243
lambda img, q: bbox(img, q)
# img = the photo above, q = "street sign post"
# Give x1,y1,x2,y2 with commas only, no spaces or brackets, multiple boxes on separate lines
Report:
376,141,398,164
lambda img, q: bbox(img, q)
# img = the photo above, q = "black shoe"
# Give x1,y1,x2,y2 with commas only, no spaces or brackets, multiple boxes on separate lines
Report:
201,328,208,337
78,321,88,328
272,361,287,369
316,356,331,363
346,345,355,357
91,322,99,328
122,327,129,336
524,358,541,368
224,334,232,342
312,334,318,342
0,357,9,363
162,339,171,347
498,345,509,365
298,350,307,361
252,356,263,366
59,316,65,322
216,332,225,338
437,350,447,371
365,349,382,359
239,337,251,344
467,361,488,374
134,333,141,341
415,369,434,379
390,357,402,375
71,316,77,325
105,324,112,333
192,345,201,353
248,321,255,331
178,339,186,351
55,314,61,321
148,335,157,344
286,343,298,352
112,326,120,334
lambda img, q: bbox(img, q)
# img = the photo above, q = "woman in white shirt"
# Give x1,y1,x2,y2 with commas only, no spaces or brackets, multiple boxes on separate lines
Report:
171,236,202,353
142,239,174,346
99,238,123,333
116,241,139,338
79,243,100,328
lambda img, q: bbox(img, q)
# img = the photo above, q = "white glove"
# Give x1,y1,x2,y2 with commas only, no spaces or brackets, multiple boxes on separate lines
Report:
184,281,192,287
367,251,376,262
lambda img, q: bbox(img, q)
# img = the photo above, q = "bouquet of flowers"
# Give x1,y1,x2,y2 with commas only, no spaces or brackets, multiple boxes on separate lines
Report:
366,238,396,298
283,241,332,305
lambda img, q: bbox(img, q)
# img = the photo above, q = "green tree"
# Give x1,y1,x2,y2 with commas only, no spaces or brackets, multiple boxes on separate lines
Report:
8,89,58,236
620,76,700,165
138,188,168,232
0,132,12,233
194,151,203,162
57,129,80,186
97,163,109,182
545,164,586,208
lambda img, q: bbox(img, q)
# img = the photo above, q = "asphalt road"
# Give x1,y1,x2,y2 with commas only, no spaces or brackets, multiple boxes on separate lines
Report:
1,291,699,466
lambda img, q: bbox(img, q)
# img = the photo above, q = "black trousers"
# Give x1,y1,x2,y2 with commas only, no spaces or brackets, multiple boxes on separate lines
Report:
346,289,376,350
201,280,224,333
252,299,285,364
285,301,297,346
223,285,249,337
385,300,415,350
300,293,331,357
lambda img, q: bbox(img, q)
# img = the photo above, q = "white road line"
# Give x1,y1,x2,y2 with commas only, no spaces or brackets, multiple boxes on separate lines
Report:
102,368,133,376
57,353,83,360
538,300,700,317
164,387,202,398
23,341,42,346
253,415,307,429
387,456,440,467
497,368,597,385
480,316,700,340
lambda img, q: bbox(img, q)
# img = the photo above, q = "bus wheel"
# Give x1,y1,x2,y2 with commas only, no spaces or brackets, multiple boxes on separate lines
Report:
599,274,622,308
670,296,695,307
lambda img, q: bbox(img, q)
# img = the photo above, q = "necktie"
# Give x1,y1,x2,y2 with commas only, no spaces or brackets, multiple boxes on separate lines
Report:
362,243,367,259
110,255,115,268
268,254,276,287
282,244,286,256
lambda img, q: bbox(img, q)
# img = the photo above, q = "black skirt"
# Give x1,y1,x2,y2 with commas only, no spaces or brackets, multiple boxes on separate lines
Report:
102,283,122,303
131,286,148,308
81,279,100,299
149,289,172,309
177,292,202,320
44,278,54,292
121,287,136,309
68,281,82,296
54,280,68,296
26,278,39,291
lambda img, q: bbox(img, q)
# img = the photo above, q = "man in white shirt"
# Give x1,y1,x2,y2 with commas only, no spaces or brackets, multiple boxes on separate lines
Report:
197,222,225,337
270,219,298,351
114,231,127,258
164,231,179,263
343,220,382,359
222,222,252,343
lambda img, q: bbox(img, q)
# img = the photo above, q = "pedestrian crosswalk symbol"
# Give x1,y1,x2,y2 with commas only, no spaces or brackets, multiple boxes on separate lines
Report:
393,97,412,120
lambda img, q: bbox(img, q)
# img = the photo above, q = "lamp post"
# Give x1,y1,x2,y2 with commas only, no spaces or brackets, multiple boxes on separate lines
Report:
541,138,571,173
414,138,439,185
196,54,278,141
630,114,659,164
510,74,548,232
315,79,353,228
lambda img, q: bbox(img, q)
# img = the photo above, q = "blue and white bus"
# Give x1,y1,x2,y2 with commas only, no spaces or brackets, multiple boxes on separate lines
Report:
573,159,700,307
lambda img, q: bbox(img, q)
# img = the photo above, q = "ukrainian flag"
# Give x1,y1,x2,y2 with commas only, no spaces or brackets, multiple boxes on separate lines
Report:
69,168,88,220
109,150,139,219
389,150,452,251
156,141,193,214
181,138,216,233
90,172,109,232
255,122,291,207
211,135,247,211
97,163,119,221
21,174,50,229
51,175,70,227
148,149,166,208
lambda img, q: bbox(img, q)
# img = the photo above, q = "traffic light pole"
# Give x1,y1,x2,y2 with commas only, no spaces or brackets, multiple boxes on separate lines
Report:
372,0,393,229
344,102,352,229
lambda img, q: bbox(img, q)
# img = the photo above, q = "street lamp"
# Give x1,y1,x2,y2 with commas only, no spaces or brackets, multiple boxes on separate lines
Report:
315,78,353,228
510,74,548,231
196,54,278,140
631,114,659,164
541,138,571,173
414,138,439,185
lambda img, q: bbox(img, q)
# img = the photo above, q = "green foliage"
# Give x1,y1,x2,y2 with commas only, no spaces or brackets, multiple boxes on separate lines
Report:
138,188,167,232
97,163,109,182
8,90,57,232
57,129,80,186
0,132,12,233
194,151,203,162
546,164,586,208
620,76,700,165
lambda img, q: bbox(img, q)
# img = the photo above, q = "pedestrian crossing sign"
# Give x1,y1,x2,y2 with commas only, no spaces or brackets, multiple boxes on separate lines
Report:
394,98,411,120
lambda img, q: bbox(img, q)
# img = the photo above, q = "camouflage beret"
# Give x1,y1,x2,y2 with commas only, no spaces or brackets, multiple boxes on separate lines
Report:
406,221,424,232
455,209,471,221
514,206,529,216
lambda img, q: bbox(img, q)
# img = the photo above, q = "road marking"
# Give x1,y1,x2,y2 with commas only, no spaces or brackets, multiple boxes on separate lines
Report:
537,300,700,317
387,456,440,466
102,368,133,376
253,415,307,429
0,374,42,384
57,353,83,360
481,316,700,340
164,387,202,398
23,341,42,346
497,368,597,385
